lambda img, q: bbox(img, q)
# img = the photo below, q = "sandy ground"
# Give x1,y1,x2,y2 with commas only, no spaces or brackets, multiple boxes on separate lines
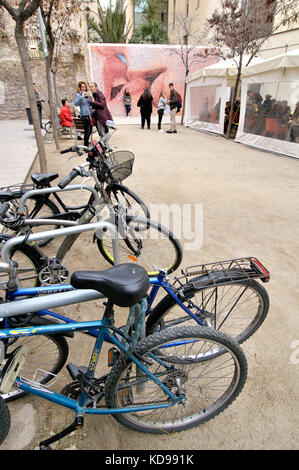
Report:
1,120,298,451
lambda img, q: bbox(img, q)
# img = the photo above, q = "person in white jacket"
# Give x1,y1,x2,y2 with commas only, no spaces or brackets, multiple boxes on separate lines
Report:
157,91,167,132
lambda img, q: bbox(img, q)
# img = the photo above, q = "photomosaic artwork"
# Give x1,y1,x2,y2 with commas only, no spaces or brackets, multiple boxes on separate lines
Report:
89,44,218,117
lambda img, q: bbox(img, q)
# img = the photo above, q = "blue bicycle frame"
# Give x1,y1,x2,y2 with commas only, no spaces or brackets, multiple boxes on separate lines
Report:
0,316,182,416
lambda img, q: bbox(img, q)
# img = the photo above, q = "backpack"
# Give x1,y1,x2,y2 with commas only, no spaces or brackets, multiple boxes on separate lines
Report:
176,92,182,112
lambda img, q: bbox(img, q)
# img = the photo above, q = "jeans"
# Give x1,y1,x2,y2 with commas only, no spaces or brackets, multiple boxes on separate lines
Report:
125,104,131,116
158,109,164,130
80,115,92,147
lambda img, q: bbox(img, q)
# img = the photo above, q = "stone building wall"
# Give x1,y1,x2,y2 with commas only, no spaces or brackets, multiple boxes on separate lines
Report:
0,4,90,121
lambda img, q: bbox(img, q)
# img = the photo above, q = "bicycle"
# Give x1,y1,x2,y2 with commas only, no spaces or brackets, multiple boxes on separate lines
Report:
0,162,182,284
0,225,248,447
0,223,268,405
0,125,150,246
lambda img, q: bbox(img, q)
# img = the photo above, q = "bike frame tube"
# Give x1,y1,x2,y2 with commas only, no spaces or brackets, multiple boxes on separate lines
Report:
0,220,119,266
1,320,181,414
18,185,100,213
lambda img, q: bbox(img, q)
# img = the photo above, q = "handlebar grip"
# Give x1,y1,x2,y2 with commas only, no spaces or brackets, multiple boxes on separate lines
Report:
60,146,75,155
0,202,10,219
58,169,80,189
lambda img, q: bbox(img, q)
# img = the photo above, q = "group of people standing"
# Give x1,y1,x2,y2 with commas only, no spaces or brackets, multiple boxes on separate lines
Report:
35,80,181,145
123,82,181,133
74,81,113,147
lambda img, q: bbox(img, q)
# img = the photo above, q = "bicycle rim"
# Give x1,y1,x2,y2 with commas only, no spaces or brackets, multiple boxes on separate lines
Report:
105,326,247,433
97,216,182,276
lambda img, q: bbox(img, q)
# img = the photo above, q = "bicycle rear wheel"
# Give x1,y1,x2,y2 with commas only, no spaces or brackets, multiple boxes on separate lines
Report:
24,197,61,247
97,216,182,277
146,277,269,344
1,333,69,402
105,326,247,434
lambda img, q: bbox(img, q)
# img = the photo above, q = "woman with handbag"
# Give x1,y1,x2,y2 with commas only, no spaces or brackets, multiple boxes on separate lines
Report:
74,81,93,146
89,82,113,138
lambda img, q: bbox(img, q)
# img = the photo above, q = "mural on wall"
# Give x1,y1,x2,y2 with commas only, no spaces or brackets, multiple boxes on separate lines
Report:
89,44,218,117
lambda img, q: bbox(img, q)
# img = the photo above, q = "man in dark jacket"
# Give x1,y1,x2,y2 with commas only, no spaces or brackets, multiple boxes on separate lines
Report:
167,82,179,134
89,82,113,137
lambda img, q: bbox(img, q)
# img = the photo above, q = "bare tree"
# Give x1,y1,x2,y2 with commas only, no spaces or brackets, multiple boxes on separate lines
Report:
38,1,83,150
0,0,47,172
170,13,218,125
207,0,299,138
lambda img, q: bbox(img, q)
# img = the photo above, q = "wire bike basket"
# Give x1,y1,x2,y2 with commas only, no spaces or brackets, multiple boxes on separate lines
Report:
105,150,135,183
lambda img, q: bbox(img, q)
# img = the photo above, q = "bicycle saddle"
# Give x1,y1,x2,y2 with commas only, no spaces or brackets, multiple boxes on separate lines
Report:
31,173,59,187
70,263,149,307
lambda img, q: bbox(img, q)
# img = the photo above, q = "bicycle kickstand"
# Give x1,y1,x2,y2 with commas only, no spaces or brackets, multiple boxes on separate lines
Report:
39,415,84,450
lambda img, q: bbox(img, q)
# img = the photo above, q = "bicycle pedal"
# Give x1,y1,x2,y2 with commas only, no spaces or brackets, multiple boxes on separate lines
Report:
0,345,29,394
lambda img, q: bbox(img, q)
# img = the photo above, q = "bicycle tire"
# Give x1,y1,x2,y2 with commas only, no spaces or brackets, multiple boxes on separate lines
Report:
0,397,10,445
44,121,53,134
25,197,61,247
1,333,69,402
105,325,247,434
146,277,269,344
97,216,182,277
106,183,150,220
0,234,43,287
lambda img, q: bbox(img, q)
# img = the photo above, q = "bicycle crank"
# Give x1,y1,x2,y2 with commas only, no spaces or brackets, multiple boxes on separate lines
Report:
39,257,69,285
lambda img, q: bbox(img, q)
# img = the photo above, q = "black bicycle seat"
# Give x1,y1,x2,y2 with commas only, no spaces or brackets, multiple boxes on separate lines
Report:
31,173,59,187
70,263,149,307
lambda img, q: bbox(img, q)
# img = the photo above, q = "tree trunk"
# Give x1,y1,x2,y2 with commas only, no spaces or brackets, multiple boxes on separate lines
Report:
45,57,60,150
180,74,188,126
15,20,48,173
225,65,242,139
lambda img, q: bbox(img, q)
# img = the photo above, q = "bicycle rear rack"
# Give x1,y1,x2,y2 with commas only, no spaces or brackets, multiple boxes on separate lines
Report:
174,257,270,289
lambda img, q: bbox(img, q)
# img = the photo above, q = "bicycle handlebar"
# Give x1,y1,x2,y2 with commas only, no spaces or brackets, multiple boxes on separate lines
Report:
58,168,81,189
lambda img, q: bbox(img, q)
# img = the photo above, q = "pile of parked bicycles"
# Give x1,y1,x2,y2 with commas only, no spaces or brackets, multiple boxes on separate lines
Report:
0,121,270,449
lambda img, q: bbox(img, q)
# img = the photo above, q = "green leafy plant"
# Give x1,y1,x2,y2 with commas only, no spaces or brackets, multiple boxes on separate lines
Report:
87,0,131,43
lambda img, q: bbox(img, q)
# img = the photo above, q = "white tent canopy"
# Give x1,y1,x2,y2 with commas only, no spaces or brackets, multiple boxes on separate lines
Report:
236,49,299,159
184,56,262,135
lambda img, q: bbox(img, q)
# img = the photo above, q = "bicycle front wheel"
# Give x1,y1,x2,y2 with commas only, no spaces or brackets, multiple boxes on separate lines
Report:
106,183,150,219
146,277,269,344
97,216,182,276
1,333,69,402
0,235,42,287
105,326,247,434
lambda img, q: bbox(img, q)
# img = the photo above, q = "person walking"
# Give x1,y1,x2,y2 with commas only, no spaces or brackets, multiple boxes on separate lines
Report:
137,88,153,129
74,81,93,147
167,82,179,134
157,91,167,132
89,82,113,138
123,88,131,117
